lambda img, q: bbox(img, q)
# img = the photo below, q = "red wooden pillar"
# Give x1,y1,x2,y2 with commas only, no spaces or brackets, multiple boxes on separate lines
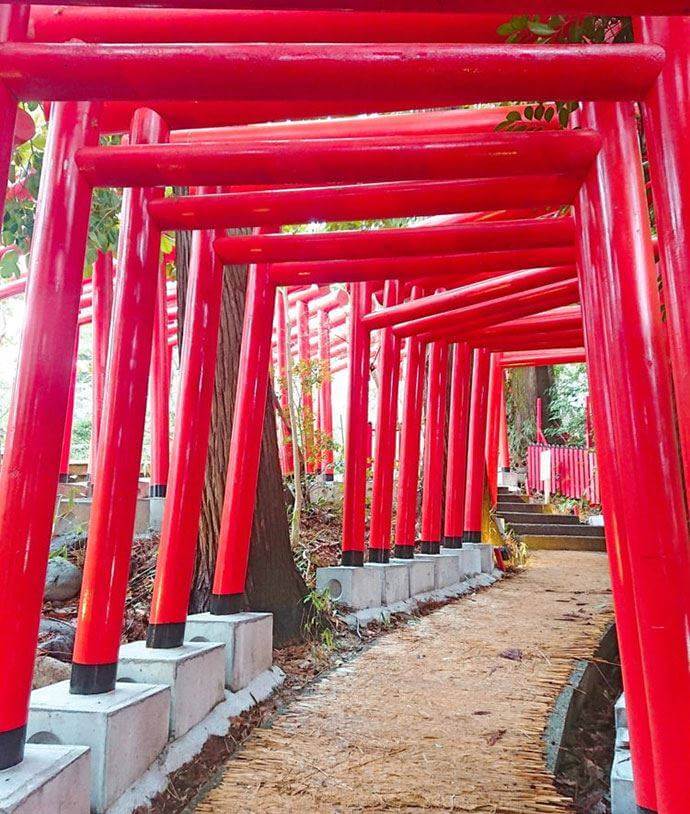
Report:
89,250,113,483
484,353,502,507
442,342,472,548
211,257,276,611
58,333,80,483
148,257,170,497
317,307,335,481
297,298,316,474
276,292,294,476
71,109,168,694
419,339,449,553
147,215,224,647
498,380,510,472
636,17,690,512
576,101,690,814
369,280,402,561
0,101,98,768
0,5,29,221
393,286,425,559
341,282,372,566
462,348,490,543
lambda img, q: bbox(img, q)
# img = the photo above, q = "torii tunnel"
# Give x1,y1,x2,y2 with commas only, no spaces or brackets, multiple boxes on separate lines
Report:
0,4,688,813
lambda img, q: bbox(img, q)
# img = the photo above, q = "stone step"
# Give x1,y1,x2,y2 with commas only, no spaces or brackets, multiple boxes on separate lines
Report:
496,500,543,513
501,511,581,526
508,522,605,538
521,534,607,553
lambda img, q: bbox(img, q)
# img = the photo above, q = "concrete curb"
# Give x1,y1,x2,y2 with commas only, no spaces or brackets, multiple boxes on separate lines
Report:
106,666,285,814
340,569,504,630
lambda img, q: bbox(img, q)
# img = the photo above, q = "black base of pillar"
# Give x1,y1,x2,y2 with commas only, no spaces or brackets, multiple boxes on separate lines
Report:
637,808,658,814
341,550,364,566
58,473,70,483
442,535,464,549
70,662,117,695
368,548,390,564
419,541,440,554
0,725,26,770
149,484,167,498
146,621,186,649
322,473,334,482
209,593,244,615
462,530,482,544
393,545,414,559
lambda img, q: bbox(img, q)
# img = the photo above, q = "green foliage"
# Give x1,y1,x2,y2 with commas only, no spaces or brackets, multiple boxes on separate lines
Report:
70,417,92,461
302,587,338,650
497,15,633,131
2,105,123,268
545,363,589,446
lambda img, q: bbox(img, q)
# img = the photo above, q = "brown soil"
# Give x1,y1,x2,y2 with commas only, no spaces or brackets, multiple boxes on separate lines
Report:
194,551,613,813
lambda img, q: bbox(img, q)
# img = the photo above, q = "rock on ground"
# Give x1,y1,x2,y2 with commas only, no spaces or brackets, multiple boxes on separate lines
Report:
44,556,82,601
38,617,76,660
33,655,71,689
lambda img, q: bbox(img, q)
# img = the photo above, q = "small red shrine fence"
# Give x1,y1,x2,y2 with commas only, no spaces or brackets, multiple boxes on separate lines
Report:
526,443,600,505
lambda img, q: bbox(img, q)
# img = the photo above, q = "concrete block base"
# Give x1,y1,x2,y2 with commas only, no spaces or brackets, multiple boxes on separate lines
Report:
148,496,165,532
391,558,435,596
27,680,170,813
364,562,409,604
611,738,635,814
615,693,627,729
316,566,382,610
415,553,461,589
465,543,494,573
117,640,225,739
54,497,150,536
0,744,90,814
185,612,273,693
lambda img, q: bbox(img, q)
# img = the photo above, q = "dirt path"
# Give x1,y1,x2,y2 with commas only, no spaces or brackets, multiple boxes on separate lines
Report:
196,551,613,813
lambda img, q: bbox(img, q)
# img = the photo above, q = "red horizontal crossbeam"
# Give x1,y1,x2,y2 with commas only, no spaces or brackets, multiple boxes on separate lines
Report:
0,43,663,102
77,130,600,189
259,246,576,286
217,217,574,264
169,106,546,143
149,175,578,230
28,8,506,43
13,1,690,13
364,250,572,328
500,349,586,367
478,329,585,352
402,277,580,340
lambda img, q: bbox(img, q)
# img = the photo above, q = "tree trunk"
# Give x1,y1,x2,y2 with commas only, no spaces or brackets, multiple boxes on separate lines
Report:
176,228,308,646
506,365,555,465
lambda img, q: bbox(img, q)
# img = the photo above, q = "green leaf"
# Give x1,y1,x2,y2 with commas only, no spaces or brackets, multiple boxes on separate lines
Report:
0,250,20,279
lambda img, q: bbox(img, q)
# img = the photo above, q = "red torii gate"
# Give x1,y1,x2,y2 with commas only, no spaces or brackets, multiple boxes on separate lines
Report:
0,9,688,814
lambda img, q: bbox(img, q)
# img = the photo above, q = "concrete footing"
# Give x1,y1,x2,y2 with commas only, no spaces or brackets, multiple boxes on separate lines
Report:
391,558,435,596
415,552,461,589
316,565,382,610
611,694,635,814
0,744,90,814
464,543,494,574
148,497,165,532
117,641,225,739
54,497,150,536
611,734,635,814
185,612,273,693
27,680,170,813
364,562,410,605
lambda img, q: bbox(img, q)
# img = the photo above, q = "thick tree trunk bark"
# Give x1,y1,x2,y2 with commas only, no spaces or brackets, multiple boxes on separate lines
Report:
506,365,554,465
176,228,308,646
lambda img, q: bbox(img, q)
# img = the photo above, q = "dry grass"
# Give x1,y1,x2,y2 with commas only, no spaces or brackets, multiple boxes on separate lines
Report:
196,551,613,813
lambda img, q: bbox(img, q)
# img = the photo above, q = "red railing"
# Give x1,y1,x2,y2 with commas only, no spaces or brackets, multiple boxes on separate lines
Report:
527,443,600,505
